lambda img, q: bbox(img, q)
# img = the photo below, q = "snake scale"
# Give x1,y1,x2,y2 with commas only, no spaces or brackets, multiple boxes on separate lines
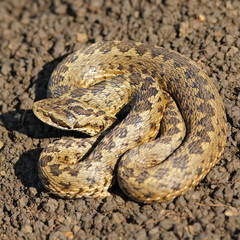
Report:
33,41,227,203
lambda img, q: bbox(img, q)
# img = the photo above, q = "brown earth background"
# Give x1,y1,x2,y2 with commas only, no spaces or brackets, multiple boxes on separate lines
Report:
0,0,240,239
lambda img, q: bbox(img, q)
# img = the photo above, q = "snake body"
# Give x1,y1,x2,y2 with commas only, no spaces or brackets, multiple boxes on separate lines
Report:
33,41,227,203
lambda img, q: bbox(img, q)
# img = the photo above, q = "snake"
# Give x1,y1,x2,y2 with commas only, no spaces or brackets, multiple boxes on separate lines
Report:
33,41,227,203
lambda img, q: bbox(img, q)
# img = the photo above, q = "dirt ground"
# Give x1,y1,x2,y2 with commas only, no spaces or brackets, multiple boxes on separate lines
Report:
0,0,239,239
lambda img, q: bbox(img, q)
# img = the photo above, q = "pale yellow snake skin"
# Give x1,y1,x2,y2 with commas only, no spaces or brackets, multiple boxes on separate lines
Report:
33,41,227,203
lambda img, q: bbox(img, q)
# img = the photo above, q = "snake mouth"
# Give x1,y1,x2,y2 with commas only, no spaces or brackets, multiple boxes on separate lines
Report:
47,113,72,129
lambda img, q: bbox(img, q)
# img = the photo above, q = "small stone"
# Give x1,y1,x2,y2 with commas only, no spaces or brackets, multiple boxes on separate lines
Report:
198,14,205,22
76,33,88,43
1,63,11,75
225,207,239,217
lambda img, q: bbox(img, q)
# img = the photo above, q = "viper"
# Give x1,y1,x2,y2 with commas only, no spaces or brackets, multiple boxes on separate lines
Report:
33,41,227,203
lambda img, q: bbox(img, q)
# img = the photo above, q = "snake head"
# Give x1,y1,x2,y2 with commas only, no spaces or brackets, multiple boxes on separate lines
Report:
33,97,117,136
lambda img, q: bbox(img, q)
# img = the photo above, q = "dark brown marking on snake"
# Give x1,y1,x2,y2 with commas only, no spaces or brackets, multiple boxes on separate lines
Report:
43,146,61,153
217,144,223,152
107,140,116,150
143,192,155,199
221,127,226,135
59,182,71,190
196,89,215,100
149,87,159,96
150,122,157,130
198,117,214,132
196,130,211,142
86,177,97,185
158,106,164,113
161,137,172,144
50,74,64,84
153,168,169,179
63,110,77,120
196,167,202,176
125,55,132,60
59,65,69,73
151,70,157,78
117,42,135,53
135,44,149,56
168,127,181,135
168,117,181,125
151,47,163,58
172,155,189,170
128,64,135,72
166,102,175,110
118,64,124,70
49,164,62,176
141,68,148,74
96,110,105,116
197,103,215,117
118,128,128,138
69,54,79,63
68,168,79,177
135,171,149,184
140,100,152,111
64,98,80,105
188,140,204,154
183,171,192,177
184,71,192,80
119,167,134,179
39,155,53,167
171,182,181,190
68,106,94,117
126,115,143,126
166,110,178,116
129,72,141,85
99,44,112,54
174,61,187,68
53,86,71,97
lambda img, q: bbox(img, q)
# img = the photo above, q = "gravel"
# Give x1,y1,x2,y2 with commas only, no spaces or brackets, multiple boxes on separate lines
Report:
0,0,239,239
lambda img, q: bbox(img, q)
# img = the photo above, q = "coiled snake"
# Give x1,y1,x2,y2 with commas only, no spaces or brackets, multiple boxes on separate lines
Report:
33,41,227,203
